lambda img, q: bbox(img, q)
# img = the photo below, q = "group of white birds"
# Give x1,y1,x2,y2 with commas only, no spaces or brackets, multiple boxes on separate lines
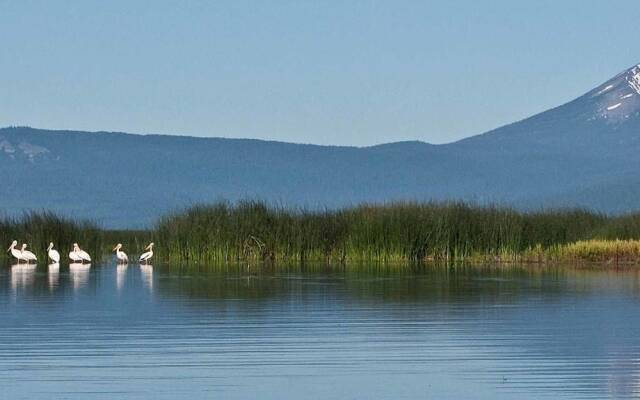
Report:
7,241,154,264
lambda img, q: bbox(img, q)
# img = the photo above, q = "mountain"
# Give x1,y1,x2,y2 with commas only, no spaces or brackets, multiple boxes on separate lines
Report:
2,64,640,228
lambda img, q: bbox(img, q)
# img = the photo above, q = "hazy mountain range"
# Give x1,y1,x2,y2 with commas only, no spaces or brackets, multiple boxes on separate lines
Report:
2,64,640,228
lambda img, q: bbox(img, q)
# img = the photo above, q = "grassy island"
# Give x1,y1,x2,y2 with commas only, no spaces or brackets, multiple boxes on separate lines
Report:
4,201,640,265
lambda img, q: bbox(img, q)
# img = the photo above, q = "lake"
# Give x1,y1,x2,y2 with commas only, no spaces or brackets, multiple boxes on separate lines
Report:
1,263,639,399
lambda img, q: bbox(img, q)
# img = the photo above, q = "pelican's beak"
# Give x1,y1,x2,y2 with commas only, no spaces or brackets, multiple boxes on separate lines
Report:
6,246,10,252
113,245,118,251
145,244,151,250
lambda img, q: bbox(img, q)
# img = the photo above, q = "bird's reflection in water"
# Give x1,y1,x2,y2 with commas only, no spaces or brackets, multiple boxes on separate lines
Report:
10,264,36,291
69,263,91,290
117,264,128,291
48,263,60,290
140,264,153,291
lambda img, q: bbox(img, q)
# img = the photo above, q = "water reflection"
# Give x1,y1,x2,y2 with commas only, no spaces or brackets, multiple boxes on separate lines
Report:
117,264,128,291
1,263,640,399
69,263,90,290
140,264,153,291
10,263,36,291
48,263,59,290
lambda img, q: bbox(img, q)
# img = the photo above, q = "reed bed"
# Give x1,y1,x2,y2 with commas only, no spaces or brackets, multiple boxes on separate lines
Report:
0,212,103,260
0,212,149,263
552,240,640,263
154,200,622,265
5,202,640,265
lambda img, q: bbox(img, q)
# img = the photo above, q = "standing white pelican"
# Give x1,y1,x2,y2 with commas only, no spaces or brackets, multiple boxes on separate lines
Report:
139,242,154,264
113,243,128,264
20,244,37,263
69,243,91,263
47,242,60,263
7,240,26,264
68,246,83,263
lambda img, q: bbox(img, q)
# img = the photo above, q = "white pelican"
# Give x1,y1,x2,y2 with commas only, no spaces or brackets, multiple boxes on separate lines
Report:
7,240,26,263
69,243,91,263
20,244,37,263
68,248,83,263
47,242,60,263
139,242,154,264
113,243,128,264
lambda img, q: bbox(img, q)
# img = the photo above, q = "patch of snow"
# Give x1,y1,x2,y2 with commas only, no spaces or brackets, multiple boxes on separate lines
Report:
0,140,15,154
18,142,49,159
597,84,615,95
607,103,622,111
621,93,634,100
628,65,640,95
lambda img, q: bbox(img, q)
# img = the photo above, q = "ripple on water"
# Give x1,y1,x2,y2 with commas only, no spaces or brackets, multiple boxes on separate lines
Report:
0,264,639,399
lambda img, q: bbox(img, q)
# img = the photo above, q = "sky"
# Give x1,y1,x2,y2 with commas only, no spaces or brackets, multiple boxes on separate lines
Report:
1,1,639,146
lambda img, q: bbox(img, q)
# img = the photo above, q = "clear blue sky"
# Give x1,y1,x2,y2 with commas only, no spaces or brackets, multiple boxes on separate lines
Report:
1,1,639,146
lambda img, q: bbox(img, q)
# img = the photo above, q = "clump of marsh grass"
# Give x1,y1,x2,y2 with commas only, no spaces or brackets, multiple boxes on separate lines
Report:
6,203,640,266
0,211,102,261
0,212,149,263
554,239,640,263
154,200,614,265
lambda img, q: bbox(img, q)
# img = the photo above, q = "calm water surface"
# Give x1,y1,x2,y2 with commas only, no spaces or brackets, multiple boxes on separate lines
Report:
1,263,640,399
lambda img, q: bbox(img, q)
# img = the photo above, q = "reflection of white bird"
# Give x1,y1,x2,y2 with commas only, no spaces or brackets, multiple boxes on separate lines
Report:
48,263,60,290
116,264,127,290
69,243,91,263
139,242,154,264
47,242,60,263
140,264,153,290
113,244,128,264
7,240,26,263
69,263,91,290
20,244,37,263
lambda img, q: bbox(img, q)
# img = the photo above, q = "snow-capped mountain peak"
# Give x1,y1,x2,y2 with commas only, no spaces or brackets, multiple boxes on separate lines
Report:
628,64,640,94
593,64,640,121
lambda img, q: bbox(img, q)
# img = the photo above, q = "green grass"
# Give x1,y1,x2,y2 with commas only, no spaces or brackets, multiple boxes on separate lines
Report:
5,201,640,265
153,200,612,264
0,212,150,263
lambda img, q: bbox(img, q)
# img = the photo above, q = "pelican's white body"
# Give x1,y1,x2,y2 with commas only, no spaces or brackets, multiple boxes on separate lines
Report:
8,241,26,263
20,244,37,263
70,244,91,263
47,243,60,263
68,250,83,262
116,250,128,263
77,250,91,262
11,248,26,262
139,243,154,263
48,249,60,263
113,244,128,263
